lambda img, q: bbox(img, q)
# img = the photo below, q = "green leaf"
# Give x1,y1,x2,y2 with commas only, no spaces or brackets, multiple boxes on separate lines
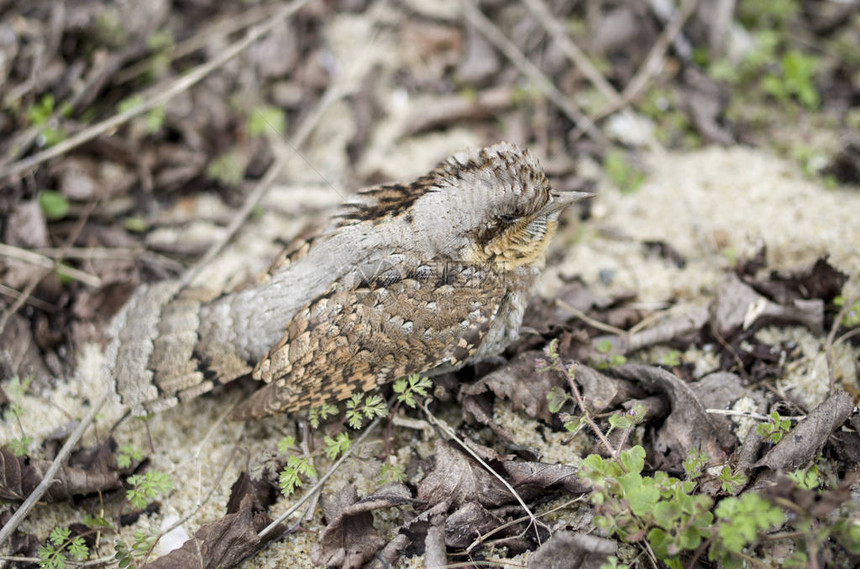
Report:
653,500,682,528
38,191,69,220
627,480,660,517
620,445,646,475
247,106,286,137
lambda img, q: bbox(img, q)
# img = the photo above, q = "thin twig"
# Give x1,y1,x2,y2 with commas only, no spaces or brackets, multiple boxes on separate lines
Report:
557,362,617,456
556,298,628,336
112,3,284,86
420,400,546,544
464,496,584,554
463,0,607,147
705,409,805,421
178,80,347,289
257,416,382,540
588,0,699,123
34,246,185,273
0,199,99,334
825,295,856,397
521,0,621,105
0,242,102,287
0,387,112,546
0,0,309,181
0,283,56,312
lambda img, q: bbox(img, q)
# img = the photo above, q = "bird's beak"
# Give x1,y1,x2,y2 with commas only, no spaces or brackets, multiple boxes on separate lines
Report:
540,190,595,215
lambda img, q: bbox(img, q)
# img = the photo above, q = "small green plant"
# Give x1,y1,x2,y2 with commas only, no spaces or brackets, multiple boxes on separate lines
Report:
717,465,748,494
378,462,406,485
277,435,297,454
4,375,34,456
661,350,682,367
345,393,386,429
7,435,34,456
114,529,158,568
206,153,245,186
683,450,708,481
591,338,627,369
308,403,339,429
38,191,70,220
834,296,860,328
393,374,433,408
27,94,66,147
38,527,89,569
599,557,629,569
756,410,791,443
761,50,819,109
117,444,142,469
604,150,645,194
711,493,784,563
123,217,148,233
279,455,317,497
126,471,173,509
787,464,819,491
247,105,286,138
323,432,351,460
581,446,715,562
116,96,166,134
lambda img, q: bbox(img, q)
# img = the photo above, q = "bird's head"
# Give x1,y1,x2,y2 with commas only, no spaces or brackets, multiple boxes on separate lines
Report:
405,142,590,269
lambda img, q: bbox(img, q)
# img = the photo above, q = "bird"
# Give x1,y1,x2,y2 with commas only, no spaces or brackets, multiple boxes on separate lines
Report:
102,142,590,420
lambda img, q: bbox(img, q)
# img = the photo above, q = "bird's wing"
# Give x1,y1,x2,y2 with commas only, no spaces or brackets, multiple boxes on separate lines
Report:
229,263,507,419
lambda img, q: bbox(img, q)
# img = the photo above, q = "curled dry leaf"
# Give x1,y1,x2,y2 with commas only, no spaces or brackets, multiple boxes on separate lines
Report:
526,530,617,569
444,501,507,548
711,274,824,337
607,365,737,466
575,364,646,413
142,495,266,569
588,305,709,359
755,390,855,472
417,441,512,510
502,460,588,496
460,350,566,423
312,483,414,569
751,257,847,305
0,447,121,503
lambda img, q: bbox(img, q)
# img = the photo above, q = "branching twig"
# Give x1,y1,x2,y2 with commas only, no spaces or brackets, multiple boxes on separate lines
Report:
521,0,621,106
588,0,699,123
0,243,102,287
420,400,547,544
0,198,99,334
0,0,309,181
463,0,607,147
178,81,348,289
0,388,112,546
257,416,382,540
825,295,856,397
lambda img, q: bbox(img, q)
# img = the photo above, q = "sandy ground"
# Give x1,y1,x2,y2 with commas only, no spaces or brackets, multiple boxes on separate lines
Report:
3,141,858,567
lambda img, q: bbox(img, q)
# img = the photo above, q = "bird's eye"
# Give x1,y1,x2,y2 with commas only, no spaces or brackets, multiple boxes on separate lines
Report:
498,214,519,224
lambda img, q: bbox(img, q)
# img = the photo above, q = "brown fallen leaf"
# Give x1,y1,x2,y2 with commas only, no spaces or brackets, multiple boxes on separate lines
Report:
312,483,414,569
444,501,507,548
607,365,737,466
142,494,267,569
0,447,121,503
587,305,709,359
502,460,588,496
417,441,511,510
711,274,823,337
526,530,617,569
750,257,847,305
460,350,566,423
755,390,855,472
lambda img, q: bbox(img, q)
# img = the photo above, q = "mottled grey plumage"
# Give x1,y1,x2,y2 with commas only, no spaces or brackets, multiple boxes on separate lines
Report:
102,142,589,419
